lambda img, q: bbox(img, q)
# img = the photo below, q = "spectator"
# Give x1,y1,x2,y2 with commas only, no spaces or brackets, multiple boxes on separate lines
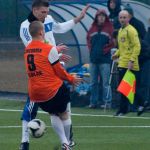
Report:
140,18,150,111
112,10,141,116
137,39,150,114
144,18,150,43
87,9,114,108
107,0,121,22
124,4,146,40
107,0,122,30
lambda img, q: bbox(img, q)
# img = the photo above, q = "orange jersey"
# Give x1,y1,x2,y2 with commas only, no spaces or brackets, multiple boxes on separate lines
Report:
24,40,63,102
24,40,74,102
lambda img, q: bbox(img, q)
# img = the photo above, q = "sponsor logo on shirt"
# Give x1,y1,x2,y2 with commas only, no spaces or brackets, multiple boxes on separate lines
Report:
44,22,53,32
121,37,125,42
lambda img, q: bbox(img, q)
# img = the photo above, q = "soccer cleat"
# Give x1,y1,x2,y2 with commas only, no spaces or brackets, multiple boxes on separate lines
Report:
69,140,76,147
61,143,72,150
19,142,29,150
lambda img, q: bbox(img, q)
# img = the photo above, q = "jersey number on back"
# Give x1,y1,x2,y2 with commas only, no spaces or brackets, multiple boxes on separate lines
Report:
27,54,36,71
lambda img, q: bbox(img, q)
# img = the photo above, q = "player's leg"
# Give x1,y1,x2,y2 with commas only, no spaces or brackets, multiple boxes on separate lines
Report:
99,63,112,108
19,96,38,150
50,111,71,149
50,114,69,144
38,83,72,150
89,63,99,108
66,102,75,147
59,111,72,150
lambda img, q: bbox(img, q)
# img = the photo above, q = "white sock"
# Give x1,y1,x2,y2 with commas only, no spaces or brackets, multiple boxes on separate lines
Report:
66,102,71,114
21,120,29,143
62,118,71,142
50,115,68,144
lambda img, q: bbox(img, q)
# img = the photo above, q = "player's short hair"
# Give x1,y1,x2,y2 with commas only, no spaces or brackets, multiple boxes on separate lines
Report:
32,0,49,8
29,21,44,37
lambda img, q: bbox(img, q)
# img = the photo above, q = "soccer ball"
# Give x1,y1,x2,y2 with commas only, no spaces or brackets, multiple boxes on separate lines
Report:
27,119,46,138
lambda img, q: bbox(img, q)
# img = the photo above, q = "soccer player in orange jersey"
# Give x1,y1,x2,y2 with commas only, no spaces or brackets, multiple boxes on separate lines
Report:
20,1,89,149
24,21,82,150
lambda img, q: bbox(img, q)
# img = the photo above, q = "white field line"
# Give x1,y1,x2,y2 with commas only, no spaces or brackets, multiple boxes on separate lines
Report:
0,108,150,120
0,125,150,129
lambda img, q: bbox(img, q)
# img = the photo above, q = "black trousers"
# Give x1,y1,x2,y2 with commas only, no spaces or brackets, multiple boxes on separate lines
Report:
117,68,144,114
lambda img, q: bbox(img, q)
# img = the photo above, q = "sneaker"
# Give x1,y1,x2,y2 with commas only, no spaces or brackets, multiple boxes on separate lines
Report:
19,142,29,150
100,103,111,109
88,104,97,109
114,113,124,116
61,143,72,150
69,140,76,147
137,106,144,116
114,111,125,117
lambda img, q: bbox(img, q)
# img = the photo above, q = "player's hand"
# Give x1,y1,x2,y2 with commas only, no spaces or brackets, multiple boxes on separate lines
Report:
74,4,90,23
72,75,83,86
80,4,90,19
111,54,118,60
59,54,72,63
56,43,69,53
128,61,134,70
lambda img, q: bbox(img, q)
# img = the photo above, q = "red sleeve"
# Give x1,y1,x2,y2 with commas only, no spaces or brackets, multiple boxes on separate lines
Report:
52,61,75,84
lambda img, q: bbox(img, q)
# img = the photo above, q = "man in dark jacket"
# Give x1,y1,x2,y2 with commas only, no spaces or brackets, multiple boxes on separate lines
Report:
140,18,150,111
87,9,114,108
124,5,146,40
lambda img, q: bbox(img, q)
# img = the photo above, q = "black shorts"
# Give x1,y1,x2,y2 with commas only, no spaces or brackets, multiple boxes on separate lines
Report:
38,83,70,114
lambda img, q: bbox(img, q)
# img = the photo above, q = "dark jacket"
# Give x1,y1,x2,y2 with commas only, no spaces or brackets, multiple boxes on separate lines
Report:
139,40,150,65
130,17,146,40
87,10,114,64
107,0,121,21
144,27,150,45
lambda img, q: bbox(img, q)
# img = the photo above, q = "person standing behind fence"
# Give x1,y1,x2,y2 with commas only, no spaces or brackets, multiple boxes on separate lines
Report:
87,9,114,109
112,10,141,116
24,21,82,150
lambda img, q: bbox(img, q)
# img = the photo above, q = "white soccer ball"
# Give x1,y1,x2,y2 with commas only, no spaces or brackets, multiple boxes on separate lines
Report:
27,119,46,138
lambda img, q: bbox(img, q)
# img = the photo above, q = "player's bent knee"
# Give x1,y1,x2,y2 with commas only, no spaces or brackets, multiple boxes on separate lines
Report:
59,111,69,120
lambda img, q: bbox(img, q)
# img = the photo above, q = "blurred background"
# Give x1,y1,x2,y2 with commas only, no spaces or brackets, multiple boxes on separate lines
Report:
0,0,150,107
